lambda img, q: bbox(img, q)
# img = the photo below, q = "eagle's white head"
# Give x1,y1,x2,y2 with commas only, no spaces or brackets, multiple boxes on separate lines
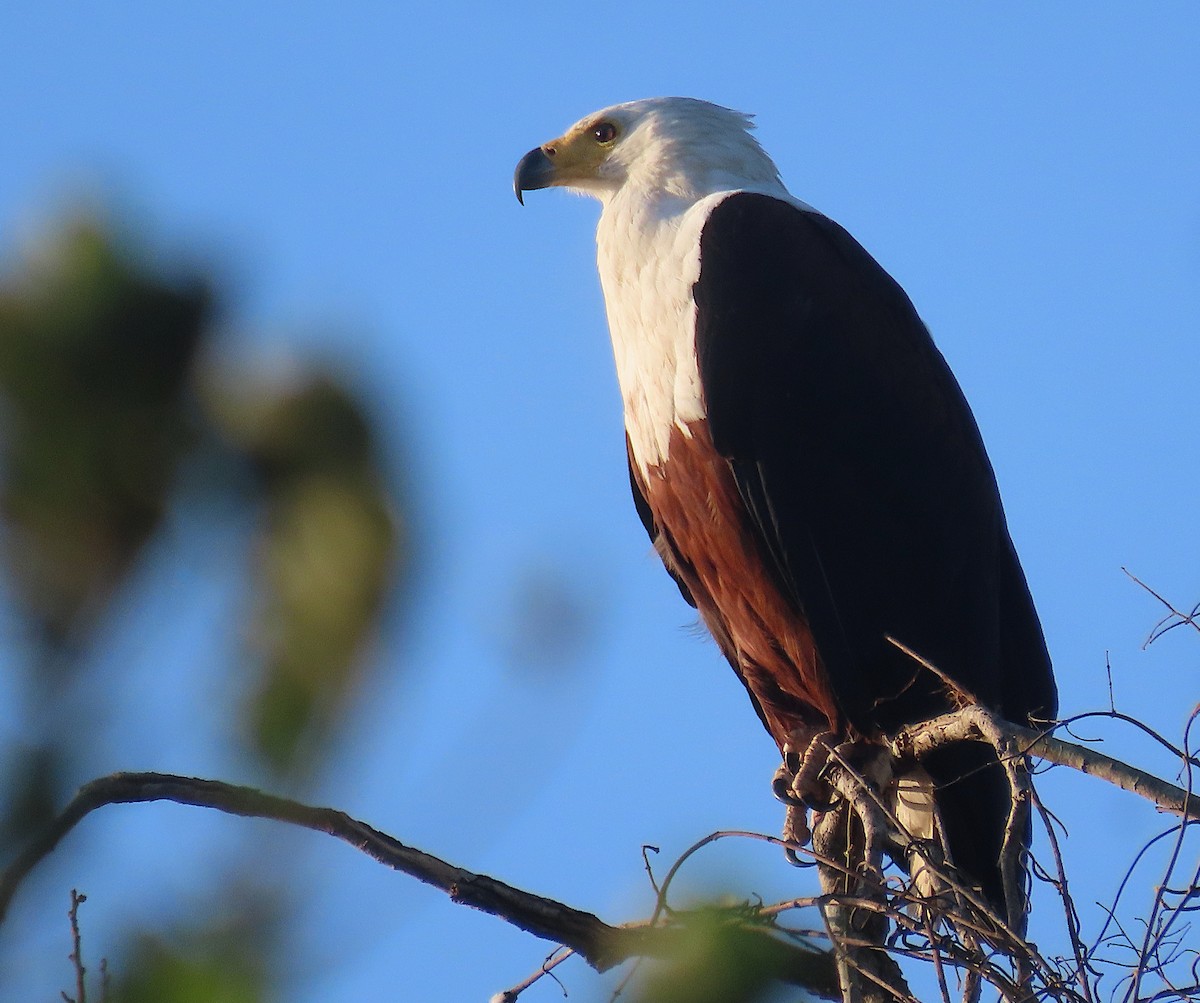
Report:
514,97,785,209
515,98,796,469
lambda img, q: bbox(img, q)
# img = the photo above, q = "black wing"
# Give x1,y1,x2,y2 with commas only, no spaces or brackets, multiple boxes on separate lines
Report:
692,193,1056,736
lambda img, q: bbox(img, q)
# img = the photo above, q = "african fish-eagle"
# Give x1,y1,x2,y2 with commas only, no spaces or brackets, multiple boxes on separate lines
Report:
514,97,1057,914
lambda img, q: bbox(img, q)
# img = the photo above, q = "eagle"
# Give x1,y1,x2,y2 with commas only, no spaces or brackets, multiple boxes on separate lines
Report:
515,97,1057,915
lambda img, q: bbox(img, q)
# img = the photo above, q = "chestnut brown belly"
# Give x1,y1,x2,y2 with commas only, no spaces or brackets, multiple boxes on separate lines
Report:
635,420,843,749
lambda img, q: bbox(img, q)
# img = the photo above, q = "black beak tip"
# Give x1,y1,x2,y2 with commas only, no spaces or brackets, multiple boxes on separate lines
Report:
514,146,553,205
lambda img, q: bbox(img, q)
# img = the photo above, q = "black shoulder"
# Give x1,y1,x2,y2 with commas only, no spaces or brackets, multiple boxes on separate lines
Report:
694,193,985,468
693,192,1055,731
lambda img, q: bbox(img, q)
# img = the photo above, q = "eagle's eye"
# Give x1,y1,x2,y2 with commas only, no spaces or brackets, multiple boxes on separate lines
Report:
592,121,617,145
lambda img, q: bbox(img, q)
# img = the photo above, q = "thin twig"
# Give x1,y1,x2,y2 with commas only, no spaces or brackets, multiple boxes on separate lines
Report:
64,889,87,1003
649,829,803,925
493,946,573,1002
640,844,661,897
1032,789,1094,1003
1090,825,1196,965
1055,709,1200,770
1123,569,1200,644
1130,708,1200,1003
885,637,979,705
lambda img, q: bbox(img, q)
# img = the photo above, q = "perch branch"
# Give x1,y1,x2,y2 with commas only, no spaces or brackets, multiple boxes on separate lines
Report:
890,708,1198,821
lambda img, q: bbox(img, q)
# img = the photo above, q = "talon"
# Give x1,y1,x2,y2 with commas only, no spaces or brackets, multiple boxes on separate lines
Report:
772,761,805,806
798,788,838,813
782,803,812,865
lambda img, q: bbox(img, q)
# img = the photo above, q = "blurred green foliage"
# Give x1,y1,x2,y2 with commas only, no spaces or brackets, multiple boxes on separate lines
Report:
629,906,837,1003
111,925,268,1003
0,215,408,792
0,221,209,643
204,374,404,770
0,213,410,1000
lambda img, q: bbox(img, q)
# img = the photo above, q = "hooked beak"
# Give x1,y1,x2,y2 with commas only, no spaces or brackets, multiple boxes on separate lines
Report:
513,146,556,205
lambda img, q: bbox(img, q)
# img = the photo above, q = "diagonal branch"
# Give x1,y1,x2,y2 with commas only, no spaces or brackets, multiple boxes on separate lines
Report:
0,772,607,962
0,772,838,996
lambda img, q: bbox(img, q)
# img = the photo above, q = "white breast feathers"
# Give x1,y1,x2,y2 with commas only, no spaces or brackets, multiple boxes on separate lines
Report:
596,191,733,476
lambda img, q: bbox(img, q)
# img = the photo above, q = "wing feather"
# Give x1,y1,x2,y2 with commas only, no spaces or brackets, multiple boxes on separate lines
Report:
692,192,1056,734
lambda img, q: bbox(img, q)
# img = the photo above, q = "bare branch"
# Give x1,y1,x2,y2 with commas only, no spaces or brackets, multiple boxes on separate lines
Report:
885,635,1197,817
0,772,838,996
890,708,1199,820
6,679,1197,1003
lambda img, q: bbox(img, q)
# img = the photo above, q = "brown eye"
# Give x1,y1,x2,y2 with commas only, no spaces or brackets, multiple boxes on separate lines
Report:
592,121,617,144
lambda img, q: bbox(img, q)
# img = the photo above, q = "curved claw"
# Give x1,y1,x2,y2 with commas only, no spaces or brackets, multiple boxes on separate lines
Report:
785,845,808,867
772,762,805,806
781,803,814,865
797,789,838,813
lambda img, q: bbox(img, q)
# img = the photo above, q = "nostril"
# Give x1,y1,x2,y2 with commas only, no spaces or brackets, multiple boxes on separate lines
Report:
543,145,557,158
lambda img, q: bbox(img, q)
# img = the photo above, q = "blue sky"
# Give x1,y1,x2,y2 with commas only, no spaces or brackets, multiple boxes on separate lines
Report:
0,4,1197,1000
